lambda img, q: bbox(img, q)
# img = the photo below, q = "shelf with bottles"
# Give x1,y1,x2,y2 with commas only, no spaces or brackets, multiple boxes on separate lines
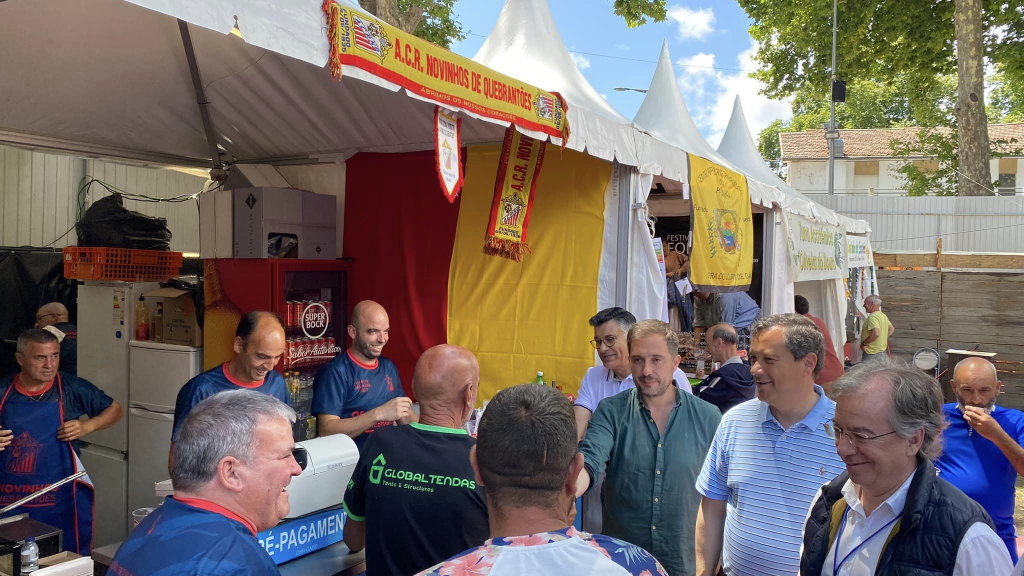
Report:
284,367,318,442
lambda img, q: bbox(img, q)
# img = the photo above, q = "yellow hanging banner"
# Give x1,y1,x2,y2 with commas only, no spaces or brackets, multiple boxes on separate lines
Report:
323,1,569,140
483,126,546,261
687,154,754,291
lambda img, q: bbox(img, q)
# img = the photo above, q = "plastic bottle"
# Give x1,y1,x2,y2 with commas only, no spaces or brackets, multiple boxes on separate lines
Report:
134,296,150,340
21,536,39,574
533,371,545,386
152,302,164,343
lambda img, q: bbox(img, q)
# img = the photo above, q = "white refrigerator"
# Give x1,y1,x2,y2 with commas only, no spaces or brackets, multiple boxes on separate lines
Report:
127,341,202,517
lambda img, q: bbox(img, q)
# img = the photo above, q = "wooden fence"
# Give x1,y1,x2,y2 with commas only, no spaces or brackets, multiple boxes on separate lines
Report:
878,269,1024,410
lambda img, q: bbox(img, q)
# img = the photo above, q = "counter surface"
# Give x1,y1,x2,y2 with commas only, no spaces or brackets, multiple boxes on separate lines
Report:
92,541,365,576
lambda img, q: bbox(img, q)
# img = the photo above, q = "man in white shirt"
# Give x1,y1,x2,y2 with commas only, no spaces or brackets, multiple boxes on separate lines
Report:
574,307,690,442
800,359,1011,575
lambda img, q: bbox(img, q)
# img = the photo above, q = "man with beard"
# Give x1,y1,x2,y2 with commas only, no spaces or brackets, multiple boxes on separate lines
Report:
935,357,1024,563
578,320,721,576
314,301,416,450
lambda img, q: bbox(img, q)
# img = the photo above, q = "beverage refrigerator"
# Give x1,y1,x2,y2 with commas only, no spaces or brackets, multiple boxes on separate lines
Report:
203,259,350,439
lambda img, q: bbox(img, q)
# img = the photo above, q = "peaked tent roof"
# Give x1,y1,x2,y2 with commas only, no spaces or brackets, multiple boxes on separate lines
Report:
633,42,778,208
473,0,643,166
718,96,870,233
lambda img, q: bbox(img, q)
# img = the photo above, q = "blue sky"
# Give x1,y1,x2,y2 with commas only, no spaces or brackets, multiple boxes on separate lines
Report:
448,0,793,147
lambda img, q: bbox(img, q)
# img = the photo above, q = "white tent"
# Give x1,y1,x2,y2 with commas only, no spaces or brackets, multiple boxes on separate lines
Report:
717,96,871,234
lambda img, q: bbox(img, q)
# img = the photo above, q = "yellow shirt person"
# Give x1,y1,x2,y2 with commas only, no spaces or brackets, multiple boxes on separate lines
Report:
860,295,894,357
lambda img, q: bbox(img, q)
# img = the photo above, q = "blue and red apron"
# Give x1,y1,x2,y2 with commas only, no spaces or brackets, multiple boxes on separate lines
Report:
0,375,95,555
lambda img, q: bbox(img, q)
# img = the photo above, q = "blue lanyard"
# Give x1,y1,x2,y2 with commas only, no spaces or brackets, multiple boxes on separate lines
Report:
832,505,901,575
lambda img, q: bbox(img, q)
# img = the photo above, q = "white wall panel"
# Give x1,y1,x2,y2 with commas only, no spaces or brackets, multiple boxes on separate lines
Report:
0,144,207,251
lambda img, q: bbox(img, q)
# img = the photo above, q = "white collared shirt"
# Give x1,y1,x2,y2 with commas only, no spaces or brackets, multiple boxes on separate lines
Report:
805,471,1012,576
574,366,690,412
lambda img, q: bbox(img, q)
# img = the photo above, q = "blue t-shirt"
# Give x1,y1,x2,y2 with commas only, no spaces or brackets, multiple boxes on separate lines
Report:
0,371,113,456
109,496,279,576
935,403,1024,561
172,364,289,441
312,351,404,451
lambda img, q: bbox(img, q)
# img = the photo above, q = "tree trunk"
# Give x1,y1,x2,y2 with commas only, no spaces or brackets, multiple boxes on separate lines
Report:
953,0,993,196
359,0,425,34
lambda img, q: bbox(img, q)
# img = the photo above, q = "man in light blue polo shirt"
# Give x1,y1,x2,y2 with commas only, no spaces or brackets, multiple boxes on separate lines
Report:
695,314,845,576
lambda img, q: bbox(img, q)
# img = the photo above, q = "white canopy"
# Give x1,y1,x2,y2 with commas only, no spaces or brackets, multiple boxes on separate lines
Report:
632,43,779,208
473,0,646,166
717,96,871,234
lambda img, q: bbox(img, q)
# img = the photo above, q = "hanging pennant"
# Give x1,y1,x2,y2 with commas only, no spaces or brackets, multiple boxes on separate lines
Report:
484,125,546,261
434,106,464,203
687,154,754,291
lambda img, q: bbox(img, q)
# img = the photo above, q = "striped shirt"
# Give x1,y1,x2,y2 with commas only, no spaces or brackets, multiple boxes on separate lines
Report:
695,386,844,576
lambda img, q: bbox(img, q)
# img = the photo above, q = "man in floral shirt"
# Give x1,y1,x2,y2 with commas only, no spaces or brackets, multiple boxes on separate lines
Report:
417,384,666,576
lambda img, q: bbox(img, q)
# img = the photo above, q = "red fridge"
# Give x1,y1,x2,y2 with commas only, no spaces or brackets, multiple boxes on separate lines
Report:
204,259,350,439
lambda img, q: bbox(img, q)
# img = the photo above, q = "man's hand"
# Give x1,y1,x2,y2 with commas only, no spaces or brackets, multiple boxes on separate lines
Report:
373,397,413,423
962,406,1006,442
0,429,13,452
57,419,91,442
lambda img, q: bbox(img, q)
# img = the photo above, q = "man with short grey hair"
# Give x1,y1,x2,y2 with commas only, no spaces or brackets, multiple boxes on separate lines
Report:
111,390,302,575
935,357,1024,563
696,314,844,576
695,324,755,413
801,359,1010,574
860,295,893,362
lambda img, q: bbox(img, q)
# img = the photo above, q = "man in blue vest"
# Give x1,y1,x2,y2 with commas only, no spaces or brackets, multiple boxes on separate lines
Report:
695,323,755,413
935,357,1024,563
0,329,122,555
110,390,302,575
801,359,1009,574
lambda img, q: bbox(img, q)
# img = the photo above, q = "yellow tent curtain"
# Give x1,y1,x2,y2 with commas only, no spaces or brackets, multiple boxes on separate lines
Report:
448,145,611,403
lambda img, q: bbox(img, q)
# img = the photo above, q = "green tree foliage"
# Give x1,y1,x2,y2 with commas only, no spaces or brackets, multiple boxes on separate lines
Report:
360,0,465,49
613,0,667,28
738,0,1024,195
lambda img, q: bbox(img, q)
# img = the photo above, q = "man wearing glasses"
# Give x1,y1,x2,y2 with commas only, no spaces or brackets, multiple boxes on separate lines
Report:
801,360,1010,574
696,314,844,576
573,307,690,443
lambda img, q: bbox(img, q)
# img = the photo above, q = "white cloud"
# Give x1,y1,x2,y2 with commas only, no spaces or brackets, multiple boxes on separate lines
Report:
674,42,792,148
569,52,591,71
667,6,716,41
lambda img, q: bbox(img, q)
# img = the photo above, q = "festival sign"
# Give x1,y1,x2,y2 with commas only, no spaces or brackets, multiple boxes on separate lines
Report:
847,234,874,269
323,2,569,140
783,211,847,282
687,154,754,292
484,125,546,262
434,106,463,202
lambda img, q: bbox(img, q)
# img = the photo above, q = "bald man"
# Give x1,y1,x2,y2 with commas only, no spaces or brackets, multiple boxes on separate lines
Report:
935,357,1024,563
169,311,289,470
35,302,77,376
695,324,755,413
342,345,487,576
314,300,416,451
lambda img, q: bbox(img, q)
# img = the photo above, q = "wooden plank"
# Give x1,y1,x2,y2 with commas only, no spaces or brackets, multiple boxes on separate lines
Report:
0,147,12,246
875,252,1024,270
43,154,58,244
17,148,32,243
55,155,70,249
29,151,45,246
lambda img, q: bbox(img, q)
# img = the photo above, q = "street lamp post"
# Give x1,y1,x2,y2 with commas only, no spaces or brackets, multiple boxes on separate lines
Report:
827,0,838,196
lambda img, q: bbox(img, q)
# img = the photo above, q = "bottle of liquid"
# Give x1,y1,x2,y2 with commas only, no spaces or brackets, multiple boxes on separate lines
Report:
152,302,164,343
134,296,150,341
533,371,545,386
21,536,39,574
306,412,317,440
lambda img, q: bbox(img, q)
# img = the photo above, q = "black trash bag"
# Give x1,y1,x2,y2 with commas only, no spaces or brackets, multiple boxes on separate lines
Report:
76,193,172,250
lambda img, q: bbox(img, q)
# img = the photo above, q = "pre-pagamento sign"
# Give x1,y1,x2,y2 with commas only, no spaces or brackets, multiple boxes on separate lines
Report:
783,212,847,282
258,508,346,565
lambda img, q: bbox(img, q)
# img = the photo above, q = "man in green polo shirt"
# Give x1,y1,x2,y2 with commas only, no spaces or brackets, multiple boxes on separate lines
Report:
578,319,722,576
343,345,488,576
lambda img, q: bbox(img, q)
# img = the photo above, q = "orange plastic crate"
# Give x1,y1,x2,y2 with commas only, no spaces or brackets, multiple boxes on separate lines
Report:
63,247,183,282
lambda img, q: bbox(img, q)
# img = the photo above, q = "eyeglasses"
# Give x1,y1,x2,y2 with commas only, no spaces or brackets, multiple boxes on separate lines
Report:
291,446,308,471
824,422,898,447
590,336,618,350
